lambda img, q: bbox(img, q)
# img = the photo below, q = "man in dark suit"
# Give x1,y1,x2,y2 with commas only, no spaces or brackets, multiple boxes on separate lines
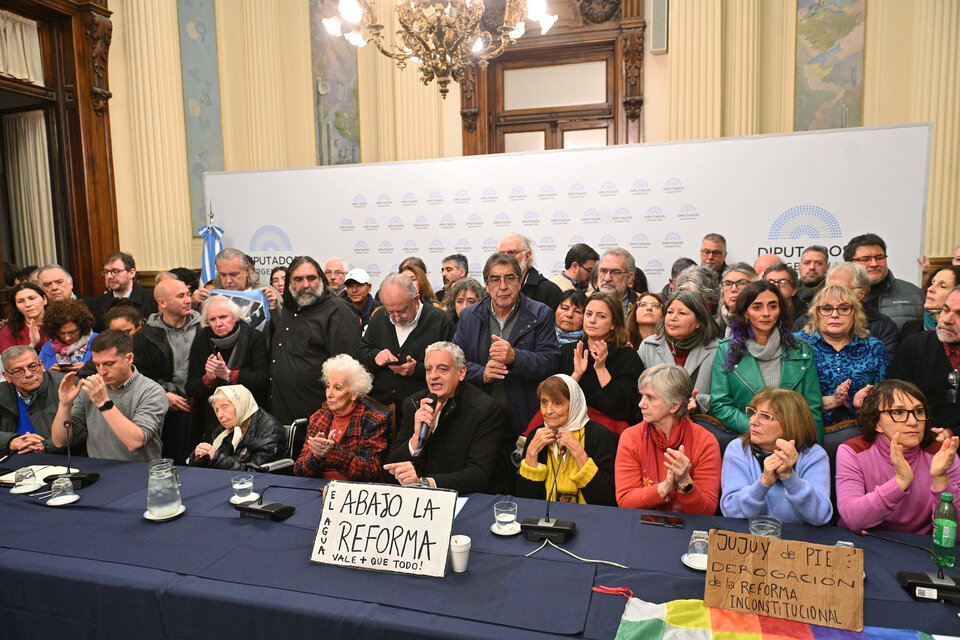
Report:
90,252,158,331
36,265,96,313
383,341,511,494
356,273,455,422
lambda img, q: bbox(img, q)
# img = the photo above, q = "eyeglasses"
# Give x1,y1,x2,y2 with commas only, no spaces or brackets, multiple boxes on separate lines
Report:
700,249,724,257
598,268,626,278
485,274,519,286
817,304,854,316
721,279,751,290
324,270,346,277
4,362,41,377
879,408,927,422
745,406,775,423
638,302,662,310
502,249,524,257
767,278,792,288
851,254,887,264
101,269,128,277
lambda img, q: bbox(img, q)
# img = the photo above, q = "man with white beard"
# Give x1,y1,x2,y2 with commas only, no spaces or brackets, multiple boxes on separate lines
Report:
269,256,361,424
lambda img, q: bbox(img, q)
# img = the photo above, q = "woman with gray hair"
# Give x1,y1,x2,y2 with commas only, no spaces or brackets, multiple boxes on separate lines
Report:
186,295,270,440
674,265,721,312
190,384,284,471
638,291,720,413
615,364,721,513
294,354,390,481
444,277,485,325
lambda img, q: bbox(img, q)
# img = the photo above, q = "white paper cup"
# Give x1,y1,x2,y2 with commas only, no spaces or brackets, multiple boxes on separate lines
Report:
449,534,471,573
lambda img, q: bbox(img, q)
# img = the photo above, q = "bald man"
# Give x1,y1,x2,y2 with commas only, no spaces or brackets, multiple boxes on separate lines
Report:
132,278,202,462
753,253,780,279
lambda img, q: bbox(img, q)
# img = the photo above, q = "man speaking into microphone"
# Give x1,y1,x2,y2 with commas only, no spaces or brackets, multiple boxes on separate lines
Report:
384,342,511,495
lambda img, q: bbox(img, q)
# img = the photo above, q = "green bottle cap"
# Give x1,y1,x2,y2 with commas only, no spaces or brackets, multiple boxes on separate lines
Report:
943,492,953,502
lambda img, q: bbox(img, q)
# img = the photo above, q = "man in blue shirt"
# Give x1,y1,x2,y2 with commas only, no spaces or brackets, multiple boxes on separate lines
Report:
0,346,67,455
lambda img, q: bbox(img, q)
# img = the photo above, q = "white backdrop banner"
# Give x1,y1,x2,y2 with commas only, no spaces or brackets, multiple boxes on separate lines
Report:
204,124,931,293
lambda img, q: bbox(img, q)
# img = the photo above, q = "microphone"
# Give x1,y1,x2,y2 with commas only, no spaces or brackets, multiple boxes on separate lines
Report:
234,484,324,521
417,393,438,449
44,421,100,489
521,444,576,543
860,529,960,604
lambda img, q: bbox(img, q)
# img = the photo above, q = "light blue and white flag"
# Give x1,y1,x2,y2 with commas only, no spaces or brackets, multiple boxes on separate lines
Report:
198,224,224,285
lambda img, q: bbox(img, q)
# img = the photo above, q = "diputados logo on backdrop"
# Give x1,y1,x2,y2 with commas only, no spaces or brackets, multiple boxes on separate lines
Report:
402,192,418,207
339,218,355,232
378,240,393,255
403,239,419,253
644,206,665,222
612,207,632,223
455,239,472,252
466,213,483,228
631,179,651,196
598,234,618,250
469,261,482,274
598,181,618,197
354,240,369,255
662,232,683,248
428,239,445,254
352,194,367,208
552,261,564,276
569,234,586,247
427,191,444,205
552,210,569,225
480,187,498,203
388,216,404,231
538,185,556,200
539,236,557,251
645,260,665,276
482,237,498,253
568,183,587,199
581,209,600,224
493,212,511,227
366,264,382,278
413,215,430,230
760,205,845,262
663,177,684,194
363,217,379,231
678,204,699,220
630,233,650,250
508,186,526,202
439,215,456,229
377,193,392,208
454,189,471,204
248,225,293,252
522,211,540,226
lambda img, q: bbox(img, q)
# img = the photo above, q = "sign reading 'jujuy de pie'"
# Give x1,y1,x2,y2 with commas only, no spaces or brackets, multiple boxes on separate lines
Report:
311,481,458,578
703,529,864,631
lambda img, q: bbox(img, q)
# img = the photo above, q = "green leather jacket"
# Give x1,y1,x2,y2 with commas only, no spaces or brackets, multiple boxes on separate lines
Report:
709,337,824,442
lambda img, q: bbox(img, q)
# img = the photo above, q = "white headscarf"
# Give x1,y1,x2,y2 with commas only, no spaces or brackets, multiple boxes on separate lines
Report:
209,385,259,452
544,374,590,461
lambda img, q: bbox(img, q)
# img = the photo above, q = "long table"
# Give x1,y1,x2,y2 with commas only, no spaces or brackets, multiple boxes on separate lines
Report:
0,454,957,639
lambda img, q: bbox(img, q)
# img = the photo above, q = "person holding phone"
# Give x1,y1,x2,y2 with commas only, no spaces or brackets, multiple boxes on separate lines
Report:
39,298,97,373
615,364,721,514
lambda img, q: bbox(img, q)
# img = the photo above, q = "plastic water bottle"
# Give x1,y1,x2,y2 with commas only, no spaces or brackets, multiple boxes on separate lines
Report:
933,492,957,568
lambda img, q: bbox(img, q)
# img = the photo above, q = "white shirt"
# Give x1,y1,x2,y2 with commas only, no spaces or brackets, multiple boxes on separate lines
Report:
392,301,424,348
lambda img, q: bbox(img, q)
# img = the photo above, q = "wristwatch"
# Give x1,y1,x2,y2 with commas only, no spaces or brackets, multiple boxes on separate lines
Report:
97,400,115,412
419,477,432,488
677,479,694,494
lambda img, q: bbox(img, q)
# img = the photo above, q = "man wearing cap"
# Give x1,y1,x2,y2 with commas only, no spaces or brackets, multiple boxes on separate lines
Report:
340,268,380,329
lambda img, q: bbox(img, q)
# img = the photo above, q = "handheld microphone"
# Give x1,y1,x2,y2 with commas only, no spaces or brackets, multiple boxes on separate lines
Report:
860,529,960,604
44,421,100,489
417,393,438,449
521,444,576,543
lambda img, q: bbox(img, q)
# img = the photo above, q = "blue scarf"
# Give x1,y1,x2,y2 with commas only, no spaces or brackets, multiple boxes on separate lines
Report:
556,327,583,345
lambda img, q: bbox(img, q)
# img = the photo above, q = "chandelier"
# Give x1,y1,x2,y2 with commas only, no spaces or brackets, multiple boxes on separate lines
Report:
323,0,558,98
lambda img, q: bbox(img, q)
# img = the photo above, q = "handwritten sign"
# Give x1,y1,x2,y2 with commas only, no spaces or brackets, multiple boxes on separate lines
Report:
703,529,863,631
311,481,458,578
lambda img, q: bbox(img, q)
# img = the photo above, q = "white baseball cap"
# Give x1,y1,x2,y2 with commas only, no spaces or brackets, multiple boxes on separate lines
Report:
343,268,371,285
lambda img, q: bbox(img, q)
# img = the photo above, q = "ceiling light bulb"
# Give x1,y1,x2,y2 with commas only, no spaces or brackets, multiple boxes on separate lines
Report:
508,21,525,39
539,13,557,34
527,0,546,21
472,37,484,53
338,0,363,24
322,16,343,36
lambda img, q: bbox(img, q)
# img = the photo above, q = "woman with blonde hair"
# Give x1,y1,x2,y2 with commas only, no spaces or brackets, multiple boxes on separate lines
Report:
795,283,888,425
720,388,832,525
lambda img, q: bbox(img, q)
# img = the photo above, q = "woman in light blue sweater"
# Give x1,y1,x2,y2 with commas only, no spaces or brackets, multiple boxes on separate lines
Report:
720,388,832,525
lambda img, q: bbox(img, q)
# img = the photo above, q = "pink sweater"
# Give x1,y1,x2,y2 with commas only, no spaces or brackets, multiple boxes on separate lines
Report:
836,435,960,534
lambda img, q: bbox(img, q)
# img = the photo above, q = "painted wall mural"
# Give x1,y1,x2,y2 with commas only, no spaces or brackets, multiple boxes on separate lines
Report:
310,0,361,165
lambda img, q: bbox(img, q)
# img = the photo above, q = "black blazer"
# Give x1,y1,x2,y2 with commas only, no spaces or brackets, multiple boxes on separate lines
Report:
559,339,644,423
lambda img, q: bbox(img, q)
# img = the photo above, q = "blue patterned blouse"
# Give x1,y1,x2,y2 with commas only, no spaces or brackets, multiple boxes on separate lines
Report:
794,332,889,426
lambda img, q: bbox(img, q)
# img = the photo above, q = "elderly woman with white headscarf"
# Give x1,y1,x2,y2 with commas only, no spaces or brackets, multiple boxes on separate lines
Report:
189,385,285,471
515,374,620,505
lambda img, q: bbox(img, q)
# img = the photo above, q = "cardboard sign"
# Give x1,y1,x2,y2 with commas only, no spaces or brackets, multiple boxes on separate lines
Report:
703,529,863,631
311,481,458,578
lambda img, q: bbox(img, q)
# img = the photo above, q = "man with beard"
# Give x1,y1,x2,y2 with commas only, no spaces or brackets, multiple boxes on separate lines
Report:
498,234,562,310
890,287,960,432
435,254,467,302
843,233,923,328
796,245,829,306
269,256,361,424
597,247,638,317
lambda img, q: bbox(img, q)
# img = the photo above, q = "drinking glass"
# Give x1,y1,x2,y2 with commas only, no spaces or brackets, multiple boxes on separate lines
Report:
494,501,518,532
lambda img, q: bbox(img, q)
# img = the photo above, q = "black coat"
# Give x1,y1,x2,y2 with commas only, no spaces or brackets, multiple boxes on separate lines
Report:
91,284,158,331
189,408,285,471
515,420,619,506
386,383,512,495
522,267,563,311
889,331,960,432
559,339,644,423
0,370,71,454
185,322,270,438
355,303,455,416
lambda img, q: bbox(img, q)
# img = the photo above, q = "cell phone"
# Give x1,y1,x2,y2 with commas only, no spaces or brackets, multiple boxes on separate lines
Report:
382,359,400,366
640,513,686,528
